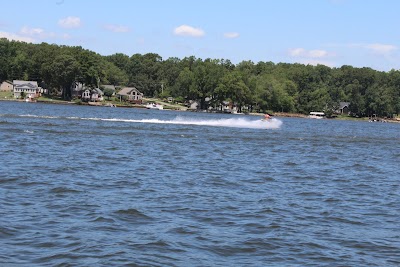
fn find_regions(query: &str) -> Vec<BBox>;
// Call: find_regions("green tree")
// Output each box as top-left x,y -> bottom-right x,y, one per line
174,67 -> 194,99
348,80 -> 365,117
42,54 -> 80,100
106,53 -> 130,73
103,88 -> 114,100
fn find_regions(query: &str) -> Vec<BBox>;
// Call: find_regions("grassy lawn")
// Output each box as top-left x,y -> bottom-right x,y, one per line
0,91 -> 14,99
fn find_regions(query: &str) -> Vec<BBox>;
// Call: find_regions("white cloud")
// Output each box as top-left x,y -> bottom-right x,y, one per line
20,26 -> 44,36
104,24 -> 130,33
224,32 -> 240,39
19,26 -> 57,39
173,25 -> 205,37
308,49 -> 328,58
330,42 -> 398,55
288,48 -> 329,58
58,16 -> 81,29
288,48 -> 305,57
365,43 -> 397,54
0,31 -> 34,42
62,33 -> 71,40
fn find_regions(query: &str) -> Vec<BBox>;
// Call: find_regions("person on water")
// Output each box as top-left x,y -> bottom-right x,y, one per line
263,113 -> 271,120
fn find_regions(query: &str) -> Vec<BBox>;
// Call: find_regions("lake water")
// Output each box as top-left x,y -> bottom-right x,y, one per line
0,101 -> 399,266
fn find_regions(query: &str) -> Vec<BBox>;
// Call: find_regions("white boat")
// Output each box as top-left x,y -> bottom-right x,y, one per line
145,103 -> 163,110
308,111 -> 325,119
104,103 -> 116,107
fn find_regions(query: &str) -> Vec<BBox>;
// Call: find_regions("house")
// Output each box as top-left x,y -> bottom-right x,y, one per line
188,100 -> 199,110
188,97 -> 213,111
222,101 -> 232,113
0,80 -> 13,91
13,80 -> 39,99
72,82 -> 110,99
37,87 -> 46,96
338,102 -> 350,114
91,88 -> 104,102
71,82 -> 86,98
117,87 -> 143,103
81,88 -> 104,102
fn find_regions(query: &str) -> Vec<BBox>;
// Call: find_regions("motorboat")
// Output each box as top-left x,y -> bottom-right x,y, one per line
308,111 -> 325,119
145,103 -> 163,110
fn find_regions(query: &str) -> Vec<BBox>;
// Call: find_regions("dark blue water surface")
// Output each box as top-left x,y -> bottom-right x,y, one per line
0,101 -> 399,266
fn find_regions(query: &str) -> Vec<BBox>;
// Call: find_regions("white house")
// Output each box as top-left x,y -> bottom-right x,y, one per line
13,80 -> 38,99
82,88 -> 104,102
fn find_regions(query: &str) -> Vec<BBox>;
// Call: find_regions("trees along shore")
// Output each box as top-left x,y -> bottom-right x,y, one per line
0,38 -> 399,120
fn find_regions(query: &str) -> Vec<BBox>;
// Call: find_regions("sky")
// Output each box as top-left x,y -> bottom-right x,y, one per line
1,0 -> 400,71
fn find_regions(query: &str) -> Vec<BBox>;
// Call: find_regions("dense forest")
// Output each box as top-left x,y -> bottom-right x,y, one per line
1,38 -> 399,117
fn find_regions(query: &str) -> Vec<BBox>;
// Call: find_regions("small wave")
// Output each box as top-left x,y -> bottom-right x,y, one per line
115,208 -> 151,217
209,244 -> 258,256
32,241 -> 60,248
114,208 -> 153,223
168,226 -> 197,235
0,177 -> 20,184
49,187 -> 81,194
20,114 -> 59,119
91,216 -> 116,223
326,216 -> 366,225
0,226 -> 18,238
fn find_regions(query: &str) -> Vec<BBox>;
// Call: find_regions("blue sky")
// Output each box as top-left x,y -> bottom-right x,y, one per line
1,0 -> 399,71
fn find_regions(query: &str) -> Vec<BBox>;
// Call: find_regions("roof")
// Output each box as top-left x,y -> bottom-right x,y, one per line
13,80 -> 38,87
339,102 -> 350,109
82,88 -> 103,95
117,87 -> 142,96
91,88 -> 103,95
72,82 -> 87,91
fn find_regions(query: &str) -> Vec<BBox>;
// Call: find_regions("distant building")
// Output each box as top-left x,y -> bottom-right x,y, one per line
82,88 -> 104,102
71,82 -> 86,98
13,80 -> 39,99
116,87 -> 143,103
338,102 -> 350,114
91,88 -> 104,102
0,80 -> 13,91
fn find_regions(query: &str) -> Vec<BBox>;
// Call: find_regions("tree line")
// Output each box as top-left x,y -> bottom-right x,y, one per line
1,38 -> 399,117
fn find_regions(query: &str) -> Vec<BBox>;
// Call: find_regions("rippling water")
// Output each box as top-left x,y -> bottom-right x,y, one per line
0,101 -> 399,266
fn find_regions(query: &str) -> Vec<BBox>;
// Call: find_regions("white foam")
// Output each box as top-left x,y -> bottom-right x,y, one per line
16,114 -> 283,129
83,116 -> 282,129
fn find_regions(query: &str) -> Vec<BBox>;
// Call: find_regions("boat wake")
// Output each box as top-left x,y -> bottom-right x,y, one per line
84,116 -> 283,129
2,114 -> 283,129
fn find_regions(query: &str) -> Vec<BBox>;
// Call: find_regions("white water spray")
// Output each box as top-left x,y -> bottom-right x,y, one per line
6,114 -> 283,129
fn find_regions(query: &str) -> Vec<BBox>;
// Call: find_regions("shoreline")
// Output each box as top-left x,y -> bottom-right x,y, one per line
1,97 -> 399,123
